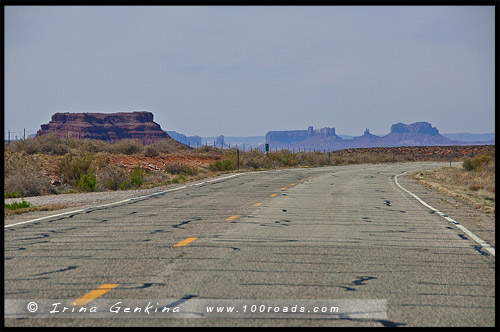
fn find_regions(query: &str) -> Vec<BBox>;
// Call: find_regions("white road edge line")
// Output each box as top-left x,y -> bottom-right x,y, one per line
5,172 -> 245,228
395,171 -> 495,257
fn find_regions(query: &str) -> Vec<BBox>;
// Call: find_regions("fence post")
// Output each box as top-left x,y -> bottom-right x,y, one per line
237,149 -> 240,171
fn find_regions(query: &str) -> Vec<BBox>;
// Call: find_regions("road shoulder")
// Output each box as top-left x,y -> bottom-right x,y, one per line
397,171 -> 495,249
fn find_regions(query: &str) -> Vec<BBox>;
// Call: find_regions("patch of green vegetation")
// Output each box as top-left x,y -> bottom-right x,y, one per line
172,175 -> 187,184
59,152 -> 95,185
129,166 -> 146,187
210,159 -> 235,171
76,173 -> 97,192
119,181 -> 130,190
5,200 -> 31,210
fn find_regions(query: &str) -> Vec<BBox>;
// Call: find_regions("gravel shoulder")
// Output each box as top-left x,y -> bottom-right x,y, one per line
397,170 -> 495,248
3,179 -> 209,225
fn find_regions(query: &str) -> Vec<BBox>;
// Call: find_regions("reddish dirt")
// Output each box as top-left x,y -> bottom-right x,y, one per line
107,155 -> 222,171
334,145 -> 495,158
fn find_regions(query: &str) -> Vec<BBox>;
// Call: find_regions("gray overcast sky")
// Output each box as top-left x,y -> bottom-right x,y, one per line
4,5 -> 495,137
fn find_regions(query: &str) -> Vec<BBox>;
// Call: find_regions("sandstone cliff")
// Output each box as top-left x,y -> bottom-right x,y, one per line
36,111 -> 169,144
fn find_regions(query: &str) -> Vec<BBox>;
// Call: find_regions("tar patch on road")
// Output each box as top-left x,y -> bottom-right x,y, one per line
33,265 -> 78,276
473,246 -> 490,256
352,276 -> 376,286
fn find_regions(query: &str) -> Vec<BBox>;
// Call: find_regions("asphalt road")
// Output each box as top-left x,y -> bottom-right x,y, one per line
4,162 -> 495,327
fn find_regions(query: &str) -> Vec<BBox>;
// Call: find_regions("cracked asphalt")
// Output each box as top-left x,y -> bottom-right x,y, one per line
4,162 -> 495,327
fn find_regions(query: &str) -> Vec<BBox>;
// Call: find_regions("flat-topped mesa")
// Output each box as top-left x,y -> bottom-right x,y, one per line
36,111 -> 169,144
390,122 -> 439,135
266,126 -> 340,144
311,126 -> 338,138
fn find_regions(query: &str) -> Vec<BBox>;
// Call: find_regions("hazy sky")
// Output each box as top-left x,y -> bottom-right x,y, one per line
4,5 -> 495,137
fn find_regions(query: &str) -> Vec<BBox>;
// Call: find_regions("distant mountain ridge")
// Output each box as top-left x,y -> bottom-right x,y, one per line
442,133 -> 495,142
166,131 -> 202,146
166,126 -> 494,150
263,122 -> 494,151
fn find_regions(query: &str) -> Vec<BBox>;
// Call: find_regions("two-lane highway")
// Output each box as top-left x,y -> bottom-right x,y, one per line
4,162 -> 495,327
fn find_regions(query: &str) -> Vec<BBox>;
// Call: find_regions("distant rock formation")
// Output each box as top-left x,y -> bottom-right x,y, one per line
166,131 -> 202,147
264,122 -> 494,151
36,111 -> 169,144
390,122 -> 439,135
266,126 -> 341,144
349,128 -> 383,148
378,121 -> 453,147
215,135 -> 225,147
442,132 -> 495,142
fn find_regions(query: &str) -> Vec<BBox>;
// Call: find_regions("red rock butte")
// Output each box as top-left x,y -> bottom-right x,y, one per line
36,111 -> 169,144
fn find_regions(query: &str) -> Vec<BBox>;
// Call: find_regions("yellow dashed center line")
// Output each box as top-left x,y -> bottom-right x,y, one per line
270,193 -> 278,197
290,184 -> 295,186
173,237 -> 198,247
225,215 -> 240,221
281,187 -> 287,190
70,284 -> 118,306
253,202 -> 263,207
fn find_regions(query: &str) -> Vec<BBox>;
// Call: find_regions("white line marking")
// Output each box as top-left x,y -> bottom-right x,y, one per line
394,171 -> 495,257
4,173 -> 245,228
205,173 -> 240,183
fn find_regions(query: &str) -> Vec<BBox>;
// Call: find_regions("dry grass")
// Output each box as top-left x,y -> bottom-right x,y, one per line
413,154 -> 495,213
4,152 -> 54,197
